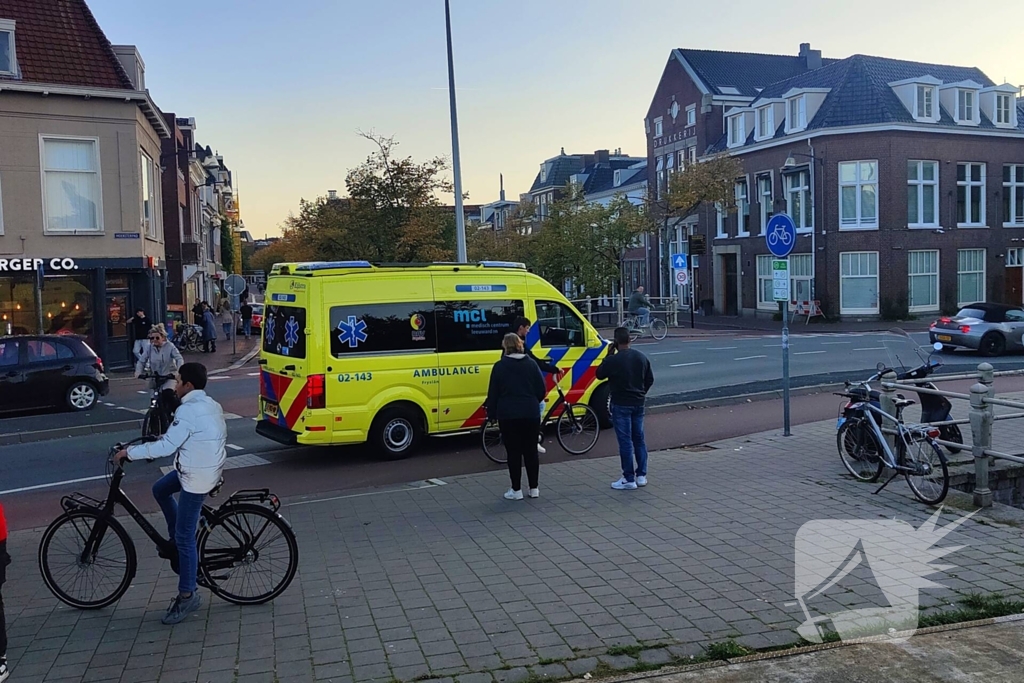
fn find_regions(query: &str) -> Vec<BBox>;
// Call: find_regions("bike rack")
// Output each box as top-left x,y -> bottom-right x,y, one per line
61,492 -> 104,513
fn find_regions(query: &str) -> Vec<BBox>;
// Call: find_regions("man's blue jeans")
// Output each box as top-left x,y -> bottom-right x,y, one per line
636,307 -> 650,326
611,403 -> 648,482
152,471 -> 205,595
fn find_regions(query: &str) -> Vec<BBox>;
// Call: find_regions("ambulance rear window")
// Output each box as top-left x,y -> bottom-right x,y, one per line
263,305 -> 307,358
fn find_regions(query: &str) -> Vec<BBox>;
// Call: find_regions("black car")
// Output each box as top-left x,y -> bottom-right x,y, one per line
0,335 -> 109,413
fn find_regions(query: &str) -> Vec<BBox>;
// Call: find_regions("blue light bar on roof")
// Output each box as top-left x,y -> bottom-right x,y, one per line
294,261 -> 372,271
478,261 -> 526,269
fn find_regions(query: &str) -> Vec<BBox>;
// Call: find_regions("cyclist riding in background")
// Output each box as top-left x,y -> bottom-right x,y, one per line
136,324 -> 184,416
114,362 -> 227,625
514,316 -> 565,455
628,286 -> 652,327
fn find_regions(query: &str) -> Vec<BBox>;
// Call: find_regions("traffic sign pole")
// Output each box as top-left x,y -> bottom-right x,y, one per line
766,215 -> 797,437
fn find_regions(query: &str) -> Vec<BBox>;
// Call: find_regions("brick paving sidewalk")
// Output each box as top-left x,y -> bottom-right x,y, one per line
4,409 -> 1024,683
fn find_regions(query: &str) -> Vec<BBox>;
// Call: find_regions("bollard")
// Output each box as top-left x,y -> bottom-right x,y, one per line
969,380 -> 993,507
879,370 -> 898,455
617,294 -> 624,325
585,297 -> 592,325
670,297 -> 678,327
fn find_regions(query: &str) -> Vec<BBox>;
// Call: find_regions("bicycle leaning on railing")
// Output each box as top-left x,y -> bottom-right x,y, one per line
834,365 -> 950,505
622,313 -> 668,341
482,379 -> 600,463
173,323 -> 205,352
37,437 -> 299,610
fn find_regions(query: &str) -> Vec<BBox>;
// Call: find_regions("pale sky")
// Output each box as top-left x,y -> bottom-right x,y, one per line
90,0 -> 1024,240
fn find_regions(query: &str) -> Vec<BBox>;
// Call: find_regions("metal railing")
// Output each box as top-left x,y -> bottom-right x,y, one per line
878,364 -> 1024,507
569,296 -> 680,328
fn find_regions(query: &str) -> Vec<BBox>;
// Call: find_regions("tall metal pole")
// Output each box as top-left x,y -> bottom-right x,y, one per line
782,299 -> 791,436
808,140 -> 816,302
445,0 -> 467,262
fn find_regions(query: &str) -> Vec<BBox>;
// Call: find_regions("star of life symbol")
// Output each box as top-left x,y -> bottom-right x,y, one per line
337,315 -> 368,348
265,316 -> 276,343
284,316 -> 299,347
793,508 -> 973,644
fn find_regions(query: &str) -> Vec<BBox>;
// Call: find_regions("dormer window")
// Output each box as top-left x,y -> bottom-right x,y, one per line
979,84 -> 1018,128
756,106 -> 774,141
996,94 -> 1012,125
540,164 -> 547,183
957,89 -> 975,122
727,114 -> 745,147
916,85 -> 934,119
613,170 -> 622,187
0,19 -> 17,76
787,96 -> 807,132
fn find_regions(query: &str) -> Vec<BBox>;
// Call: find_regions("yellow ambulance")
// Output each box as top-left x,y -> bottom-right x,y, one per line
255,261 -> 611,458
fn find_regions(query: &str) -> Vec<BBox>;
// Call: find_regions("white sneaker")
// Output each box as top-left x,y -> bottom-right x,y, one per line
528,488 -> 539,498
537,443 -> 546,454
611,477 -> 638,490
0,659 -> 8,683
504,488 -> 524,500
636,476 -> 648,487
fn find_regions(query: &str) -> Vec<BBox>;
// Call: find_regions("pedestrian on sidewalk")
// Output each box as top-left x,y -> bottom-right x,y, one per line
514,316 -> 564,455
202,304 -> 217,353
218,301 -> 233,340
130,308 -> 153,362
239,300 -> 254,340
192,301 -> 205,326
1,499 -> 9,682
596,326 -> 654,490
485,333 -> 547,501
113,362 -> 227,625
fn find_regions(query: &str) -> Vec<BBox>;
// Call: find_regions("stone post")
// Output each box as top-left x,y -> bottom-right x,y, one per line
879,370 -> 898,455
969,376 -> 993,508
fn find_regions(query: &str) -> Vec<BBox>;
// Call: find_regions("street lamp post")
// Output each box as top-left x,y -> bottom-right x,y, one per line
784,147 -> 825,306
444,0 -> 468,262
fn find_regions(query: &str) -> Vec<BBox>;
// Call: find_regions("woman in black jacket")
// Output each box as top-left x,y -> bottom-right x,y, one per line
485,333 -> 547,500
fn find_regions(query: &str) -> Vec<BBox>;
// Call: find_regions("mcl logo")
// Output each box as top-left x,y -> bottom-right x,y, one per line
454,309 -> 487,323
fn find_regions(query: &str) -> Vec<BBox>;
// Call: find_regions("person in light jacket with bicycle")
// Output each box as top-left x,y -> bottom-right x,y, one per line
628,286 -> 652,326
136,325 -> 184,416
114,363 -> 227,625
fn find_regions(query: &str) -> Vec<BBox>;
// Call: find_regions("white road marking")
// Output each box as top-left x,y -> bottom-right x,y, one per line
227,444 -> 244,451
223,413 -> 243,420
103,402 -> 116,406
136,391 -> 147,395
795,350 -> 827,355
822,341 -> 852,345
116,406 -> 147,415
706,347 -> 738,350
161,453 -> 270,475
854,347 -> 886,351
650,350 -> 681,355
670,362 -> 704,367
734,355 -> 767,361
247,372 -> 261,376
208,376 -> 230,381
0,475 -> 108,496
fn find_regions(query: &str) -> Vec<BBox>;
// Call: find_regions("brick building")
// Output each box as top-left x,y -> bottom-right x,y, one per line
646,45 -> 1024,319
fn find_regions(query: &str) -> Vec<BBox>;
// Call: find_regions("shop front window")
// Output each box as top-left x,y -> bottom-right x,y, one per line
0,276 -> 36,336
42,274 -> 94,339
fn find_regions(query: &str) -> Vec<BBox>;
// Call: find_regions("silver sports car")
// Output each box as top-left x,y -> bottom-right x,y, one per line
929,303 -> 1024,356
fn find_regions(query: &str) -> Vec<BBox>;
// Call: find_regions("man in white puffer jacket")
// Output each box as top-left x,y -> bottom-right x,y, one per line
114,362 -> 226,625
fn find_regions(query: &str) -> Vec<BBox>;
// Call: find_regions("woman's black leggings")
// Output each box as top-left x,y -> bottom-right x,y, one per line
499,418 -> 541,491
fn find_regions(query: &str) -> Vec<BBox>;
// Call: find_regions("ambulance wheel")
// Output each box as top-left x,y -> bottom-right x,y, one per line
371,405 -> 423,460
590,384 -> 612,430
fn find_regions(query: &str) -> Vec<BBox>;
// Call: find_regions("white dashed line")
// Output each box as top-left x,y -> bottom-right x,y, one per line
794,350 -> 827,355
706,347 -> 738,350
161,453 -> 270,475
822,341 -> 852,345
650,350 -> 681,355
734,355 -> 767,361
247,372 -> 261,376
854,347 -> 886,351
670,362 -> 704,367
227,444 -> 244,451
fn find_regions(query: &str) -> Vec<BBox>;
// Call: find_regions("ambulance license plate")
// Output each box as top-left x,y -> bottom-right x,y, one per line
264,400 -> 279,419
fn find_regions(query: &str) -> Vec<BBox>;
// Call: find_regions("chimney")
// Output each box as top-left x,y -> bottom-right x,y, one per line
799,43 -> 822,70
595,149 -> 610,164
112,45 -> 145,90
327,190 -> 338,201
499,174 -> 505,202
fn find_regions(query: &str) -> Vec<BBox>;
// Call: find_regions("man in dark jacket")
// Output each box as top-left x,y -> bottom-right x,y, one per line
596,327 -> 654,490
1,499 -> 9,681
131,309 -> 153,363
514,317 -> 563,454
628,286 -> 652,326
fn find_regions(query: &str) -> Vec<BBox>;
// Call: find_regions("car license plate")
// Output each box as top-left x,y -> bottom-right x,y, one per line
836,417 -> 846,430
936,335 -> 951,342
264,400 -> 279,419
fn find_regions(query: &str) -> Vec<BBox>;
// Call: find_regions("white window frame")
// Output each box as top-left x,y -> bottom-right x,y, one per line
727,114 -> 745,148
838,160 -> 879,230
839,251 -> 880,315
677,150 -> 686,173
755,105 -> 774,141
957,163 -> 987,227
957,248 -> 986,306
715,203 -> 726,239
1006,248 -> 1024,267
785,169 -> 812,233
956,89 -> 977,124
916,85 -> 934,119
688,146 -> 696,164
907,160 -> 939,228
655,155 -> 665,200
757,172 -> 773,236
1005,165 -> 1024,227
140,150 -> 158,239
686,105 -> 696,127
39,134 -> 103,234
735,177 -> 750,237
786,95 -> 807,133
907,250 -> 939,313
653,117 -> 664,138
0,19 -> 17,77
996,93 -> 1013,125
758,254 -> 812,310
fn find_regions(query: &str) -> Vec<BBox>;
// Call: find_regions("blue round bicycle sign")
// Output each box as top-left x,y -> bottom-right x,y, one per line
765,214 -> 797,258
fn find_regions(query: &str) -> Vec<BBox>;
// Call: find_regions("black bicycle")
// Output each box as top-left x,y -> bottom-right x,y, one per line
173,324 -> 204,352
140,373 -> 178,437
38,437 -> 299,610
482,380 -> 600,463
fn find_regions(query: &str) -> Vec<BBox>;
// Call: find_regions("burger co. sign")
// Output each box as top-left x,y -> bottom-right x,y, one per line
0,257 -> 79,272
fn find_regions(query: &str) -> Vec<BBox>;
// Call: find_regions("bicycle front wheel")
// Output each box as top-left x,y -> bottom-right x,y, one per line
38,510 -> 137,609
556,404 -> 601,455
482,419 -> 507,464
903,436 -> 949,505
650,318 -> 668,340
199,503 -> 298,605
837,419 -> 884,482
